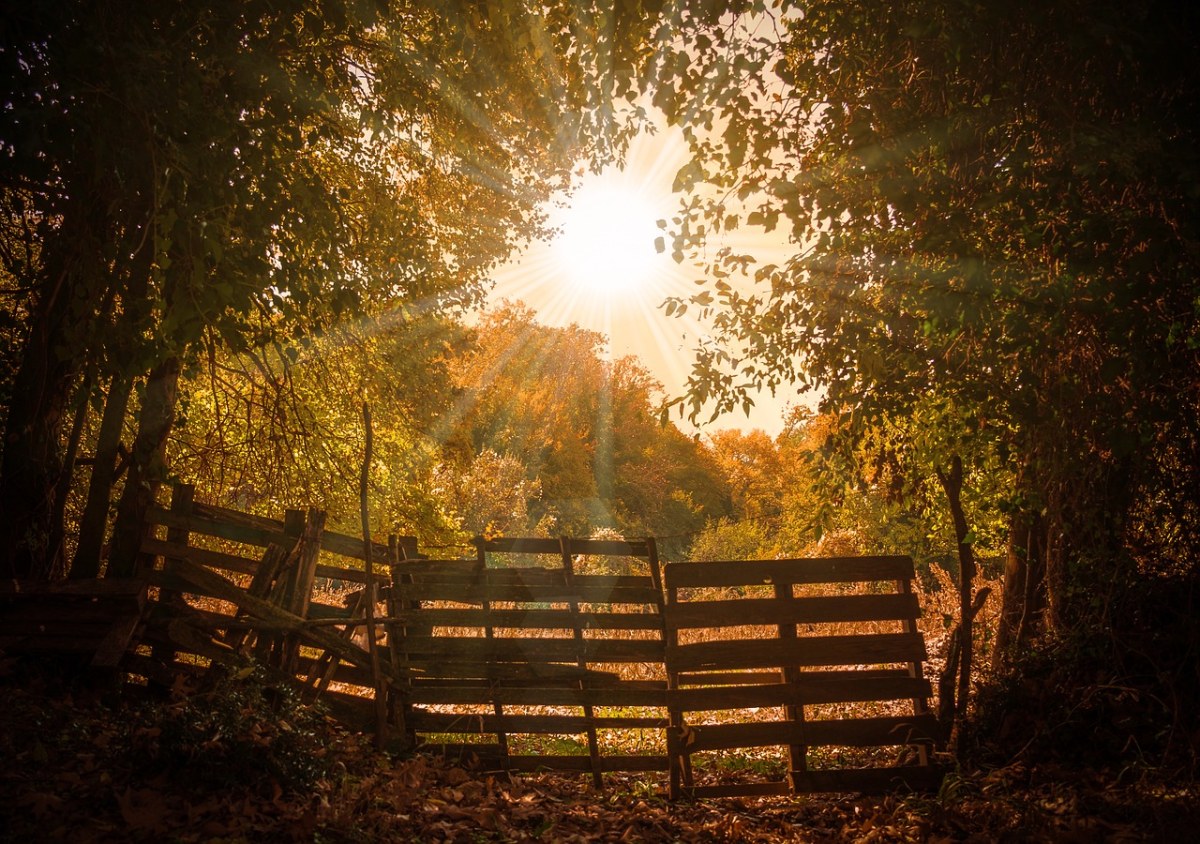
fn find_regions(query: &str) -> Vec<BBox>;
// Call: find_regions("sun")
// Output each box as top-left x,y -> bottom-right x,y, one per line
550,181 -> 662,297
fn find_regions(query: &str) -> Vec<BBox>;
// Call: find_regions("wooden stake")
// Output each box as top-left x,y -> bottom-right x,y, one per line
360,402 -> 388,747
936,454 -> 977,757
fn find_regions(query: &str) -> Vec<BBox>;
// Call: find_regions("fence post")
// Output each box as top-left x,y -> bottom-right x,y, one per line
774,580 -> 808,792
899,572 -> 933,765
660,547 -> 688,800
280,509 -> 325,675
474,538 -> 509,766
386,534 -> 412,747
560,537 -> 603,789
258,509 -> 305,664
149,483 -> 194,673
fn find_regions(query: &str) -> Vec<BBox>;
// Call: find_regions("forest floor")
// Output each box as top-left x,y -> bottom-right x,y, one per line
1,663 -> 1197,843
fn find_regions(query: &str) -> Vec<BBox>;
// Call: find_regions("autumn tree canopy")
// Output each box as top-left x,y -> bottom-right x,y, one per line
0,0 -> 666,579
655,0 -> 1200,663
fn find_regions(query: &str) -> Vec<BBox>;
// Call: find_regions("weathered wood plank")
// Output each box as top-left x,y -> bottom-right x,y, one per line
141,537 -> 261,578
679,782 -> 791,799
393,607 -> 661,631
390,583 -> 661,605
141,536 -> 370,586
666,593 -> 920,630
667,633 -> 927,672
0,579 -> 147,601
677,715 -> 942,753
90,612 -> 143,669
664,556 -> 915,589
316,528 -> 390,564
392,570 -> 653,591
191,501 -> 285,532
145,505 -> 281,548
1,601 -> 135,625
675,670 -> 783,686
167,557 -> 405,684
419,746 -> 668,773
403,660 -> 620,683
399,635 -> 663,663
671,675 -> 933,711
804,715 -> 944,748
507,755 -> 668,773
406,685 -> 668,708
481,537 -> 652,558
409,711 -> 666,734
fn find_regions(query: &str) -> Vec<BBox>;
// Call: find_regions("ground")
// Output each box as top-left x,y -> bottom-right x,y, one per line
1,663 -> 1196,842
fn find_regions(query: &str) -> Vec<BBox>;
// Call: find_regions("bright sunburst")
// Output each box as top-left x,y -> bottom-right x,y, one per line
549,181 -> 662,297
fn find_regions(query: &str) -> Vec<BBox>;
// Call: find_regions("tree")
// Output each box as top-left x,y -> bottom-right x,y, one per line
0,0 -> 662,579
656,0 -> 1200,666
167,313 -> 466,544
445,303 -> 730,549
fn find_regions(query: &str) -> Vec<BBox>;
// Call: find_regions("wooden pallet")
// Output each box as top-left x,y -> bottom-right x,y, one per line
663,556 -> 945,798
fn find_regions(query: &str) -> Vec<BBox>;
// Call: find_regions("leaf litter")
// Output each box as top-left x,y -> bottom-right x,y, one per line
1,665 -> 1197,842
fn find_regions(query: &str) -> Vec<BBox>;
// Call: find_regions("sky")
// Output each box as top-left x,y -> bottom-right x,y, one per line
484,123 -> 811,437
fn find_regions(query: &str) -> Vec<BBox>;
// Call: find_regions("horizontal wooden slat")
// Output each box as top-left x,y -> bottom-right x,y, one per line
666,593 -> 919,630
411,675 -> 664,692
400,636 -> 663,663
509,755 -> 668,773
409,711 -> 666,734
421,746 -> 668,773
1,602 -> 133,625
191,501 -> 285,532
394,571 -> 653,591
0,629 -> 117,651
0,579 -> 146,601
664,556 -> 915,589
404,661 -> 619,683
313,562 -> 369,584
192,504 -> 285,530
677,715 -> 941,752
667,633 -> 926,672
390,583 -> 661,605
317,529 -> 390,564
481,537 -> 651,558
407,685 -> 667,708
145,505 -> 281,548
675,670 -> 782,686
391,563 -> 558,583
679,782 -> 791,799
805,715 -> 943,747
392,607 -> 661,631
142,537 -> 260,577
671,675 -> 933,711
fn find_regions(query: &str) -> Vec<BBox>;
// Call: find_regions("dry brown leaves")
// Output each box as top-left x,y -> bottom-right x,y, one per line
2,662 -> 1197,843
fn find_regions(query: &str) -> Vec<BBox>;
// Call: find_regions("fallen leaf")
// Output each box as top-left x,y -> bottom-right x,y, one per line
115,787 -> 171,834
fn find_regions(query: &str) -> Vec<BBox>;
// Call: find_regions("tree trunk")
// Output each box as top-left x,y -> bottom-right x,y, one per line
0,261 -> 79,581
70,373 -> 135,579
107,356 -> 182,578
993,506 -> 1047,671
936,455 -> 979,754
48,370 -> 95,580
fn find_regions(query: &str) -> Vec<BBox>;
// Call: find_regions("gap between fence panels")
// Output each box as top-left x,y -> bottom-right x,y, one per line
3,483 -> 947,799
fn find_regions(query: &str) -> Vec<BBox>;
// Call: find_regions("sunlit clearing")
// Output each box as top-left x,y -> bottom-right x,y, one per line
550,182 -> 661,297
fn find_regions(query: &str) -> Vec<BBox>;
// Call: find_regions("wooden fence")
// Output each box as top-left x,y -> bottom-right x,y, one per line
386,537 -> 669,787
663,557 -> 943,798
110,485 -> 945,796
130,484 -> 405,728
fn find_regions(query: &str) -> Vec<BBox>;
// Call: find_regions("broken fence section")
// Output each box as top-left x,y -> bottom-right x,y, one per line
0,485 -> 948,797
